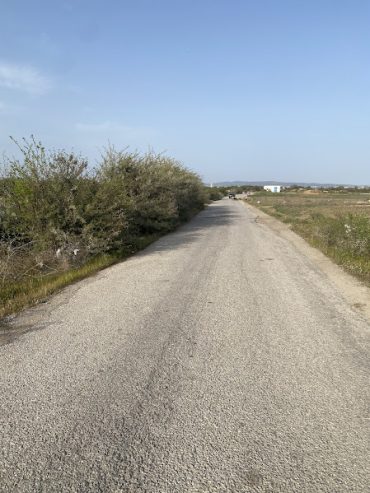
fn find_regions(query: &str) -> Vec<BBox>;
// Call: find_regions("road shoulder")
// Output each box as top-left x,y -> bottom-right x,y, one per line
244,200 -> 370,325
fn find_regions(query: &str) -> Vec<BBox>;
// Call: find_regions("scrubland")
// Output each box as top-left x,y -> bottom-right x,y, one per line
0,137 -> 212,318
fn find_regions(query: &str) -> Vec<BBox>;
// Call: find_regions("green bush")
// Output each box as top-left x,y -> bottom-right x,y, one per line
0,138 -> 206,290
205,187 -> 224,201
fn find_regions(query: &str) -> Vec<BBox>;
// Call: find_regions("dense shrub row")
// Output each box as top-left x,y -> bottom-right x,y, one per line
0,137 -> 207,288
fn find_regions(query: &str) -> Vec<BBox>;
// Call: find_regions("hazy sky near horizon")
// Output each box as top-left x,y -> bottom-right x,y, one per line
1,0 -> 369,184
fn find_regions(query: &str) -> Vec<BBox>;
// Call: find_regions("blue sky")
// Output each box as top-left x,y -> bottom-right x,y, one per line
1,0 -> 369,184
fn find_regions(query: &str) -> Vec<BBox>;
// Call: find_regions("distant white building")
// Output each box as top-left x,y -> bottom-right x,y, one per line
264,185 -> 281,193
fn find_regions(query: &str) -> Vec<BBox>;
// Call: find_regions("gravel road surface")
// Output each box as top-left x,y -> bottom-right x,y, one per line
1,199 -> 369,492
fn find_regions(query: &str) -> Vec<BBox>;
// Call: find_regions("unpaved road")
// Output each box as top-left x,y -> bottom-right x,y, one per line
1,199 -> 369,492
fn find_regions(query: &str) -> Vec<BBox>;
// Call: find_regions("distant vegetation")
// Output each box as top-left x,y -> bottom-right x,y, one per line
208,185 -> 263,197
247,190 -> 370,284
0,137 -> 210,318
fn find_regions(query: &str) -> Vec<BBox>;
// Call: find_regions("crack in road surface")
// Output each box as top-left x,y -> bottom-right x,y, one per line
1,200 -> 369,492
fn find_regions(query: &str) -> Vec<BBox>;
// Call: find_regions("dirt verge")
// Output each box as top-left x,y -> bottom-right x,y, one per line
244,201 -> 370,325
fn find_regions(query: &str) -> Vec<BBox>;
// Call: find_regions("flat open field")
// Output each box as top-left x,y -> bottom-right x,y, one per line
247,190 -> 370,284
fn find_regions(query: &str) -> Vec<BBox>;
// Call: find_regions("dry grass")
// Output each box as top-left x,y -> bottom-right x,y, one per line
0,235 -> 158,320
247,190 -> 370,284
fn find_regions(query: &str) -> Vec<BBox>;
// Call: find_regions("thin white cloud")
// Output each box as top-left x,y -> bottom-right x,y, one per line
0,62 -> 51,95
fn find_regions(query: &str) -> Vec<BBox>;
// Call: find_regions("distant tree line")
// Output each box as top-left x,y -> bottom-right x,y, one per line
0,137 -> 210,287
206,185 -> 263,197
